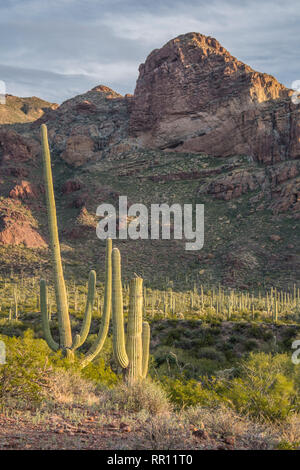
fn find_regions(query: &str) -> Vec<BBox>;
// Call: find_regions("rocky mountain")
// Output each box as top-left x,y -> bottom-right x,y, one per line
130,33 -> 299,164
0,32 -> 299,288
0,95 -> 58,125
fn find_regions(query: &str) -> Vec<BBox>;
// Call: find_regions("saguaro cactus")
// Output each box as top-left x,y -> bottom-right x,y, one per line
40,124 -> 112,366
111,248 -> 150,384
41,124 -> 72,351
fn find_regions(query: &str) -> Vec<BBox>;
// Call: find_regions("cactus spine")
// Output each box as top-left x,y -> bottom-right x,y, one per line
111,248 -> 150,384
40,124 -> 112,366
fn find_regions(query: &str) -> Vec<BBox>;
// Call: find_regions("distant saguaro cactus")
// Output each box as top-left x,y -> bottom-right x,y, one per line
111,248 -> 150,384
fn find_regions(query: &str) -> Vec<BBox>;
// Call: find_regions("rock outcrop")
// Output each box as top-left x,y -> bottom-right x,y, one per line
34,85 -> 131,167
130,32 -> 300,163
0,198 -> 46,248
0,129 -> 39,164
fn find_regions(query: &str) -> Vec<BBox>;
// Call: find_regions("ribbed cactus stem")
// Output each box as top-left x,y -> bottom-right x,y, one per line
125,277 -> 143,384
41,124 -> 72,350
141,321 -> 150,379
112,248 -> 129,369
40,279 -> 59,351
81,239 -> 112,368
72,270 -> 96,351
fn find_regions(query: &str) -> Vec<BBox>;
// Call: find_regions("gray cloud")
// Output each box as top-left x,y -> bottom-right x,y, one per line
0,0 -> 299,103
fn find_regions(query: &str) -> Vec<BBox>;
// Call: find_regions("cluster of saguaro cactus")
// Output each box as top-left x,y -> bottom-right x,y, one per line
111,248 -> 150,384
40,124 -> 150,381
40,124 -> 113,365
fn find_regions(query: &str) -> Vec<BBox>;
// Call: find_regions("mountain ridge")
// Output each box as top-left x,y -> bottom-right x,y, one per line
0,32 -> 299,288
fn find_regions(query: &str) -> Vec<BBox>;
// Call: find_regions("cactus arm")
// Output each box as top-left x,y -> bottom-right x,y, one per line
71,270 -> 96,351
40,279 -> 59,352
40,124 -> 72,349
111,248 -> 129,369
141,321 -> 150,379
125,277 -> 143,384
80,239 -> 112,368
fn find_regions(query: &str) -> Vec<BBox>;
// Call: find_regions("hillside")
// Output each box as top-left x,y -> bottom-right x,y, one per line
0,33 -> 299,290
0,95 -> 58,125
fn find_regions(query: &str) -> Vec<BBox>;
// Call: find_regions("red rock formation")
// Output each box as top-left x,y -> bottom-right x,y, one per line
0,129 -> 38,163
130,32 -> 300,163
0,220 -> 47,248
9,180 -> 40,200
61,179 -> 81,194
0,198 -> 46,248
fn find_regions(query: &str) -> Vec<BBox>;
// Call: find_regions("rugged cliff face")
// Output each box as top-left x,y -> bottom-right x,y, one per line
130,32 -> 300,164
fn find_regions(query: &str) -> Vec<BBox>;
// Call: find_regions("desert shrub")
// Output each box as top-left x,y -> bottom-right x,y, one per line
0,330 -> 120,408
195,346 -> 226,363
0,330 -> 53,406
0,319 -> 27,337
162,352 -> 300,422
163,377 -> 223,408
175,338 -> 193,350
248,325 -> 273,341
135,413 -> 191,450
105,379 -> 171,415
276,440 -> 300,450
153,345 -> 225,380
81,357 -> 119,388
183,405 -> 275,450
280,328 -> 299,350
47,368 -> 99,405
225,352 -> 300,421
244,338 -> 259,351
162,328 -> 182,346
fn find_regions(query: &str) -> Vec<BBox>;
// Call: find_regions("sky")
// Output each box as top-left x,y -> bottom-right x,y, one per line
0,0 -> 299,104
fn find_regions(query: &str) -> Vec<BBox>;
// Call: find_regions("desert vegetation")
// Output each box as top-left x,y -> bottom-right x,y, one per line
0,125 -> 299,450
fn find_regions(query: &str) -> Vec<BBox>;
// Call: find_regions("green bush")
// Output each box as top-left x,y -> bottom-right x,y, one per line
81,357 -> 119,388
276,440 -> 300,450
195,346 -> 226,362
0,330 -> 54,405
106,379 -> 171,415
225,352 -> 300,421
161,352 -> 300,422
0,330 -> 119,407
163,377 -> 223,408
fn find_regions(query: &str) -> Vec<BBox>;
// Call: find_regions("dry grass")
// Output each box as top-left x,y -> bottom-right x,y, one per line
46,369 -> 99,406
183,405 -> 275,449
102,379 -> 172,415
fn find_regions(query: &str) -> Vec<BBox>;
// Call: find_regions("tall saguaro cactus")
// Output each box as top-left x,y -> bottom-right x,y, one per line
111,248 -> 150,384
40,124 -> 112,366
41,124 -> 72,350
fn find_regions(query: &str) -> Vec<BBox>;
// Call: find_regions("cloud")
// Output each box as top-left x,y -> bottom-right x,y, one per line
0,0 -> 299,102
0,64 -> 97,103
